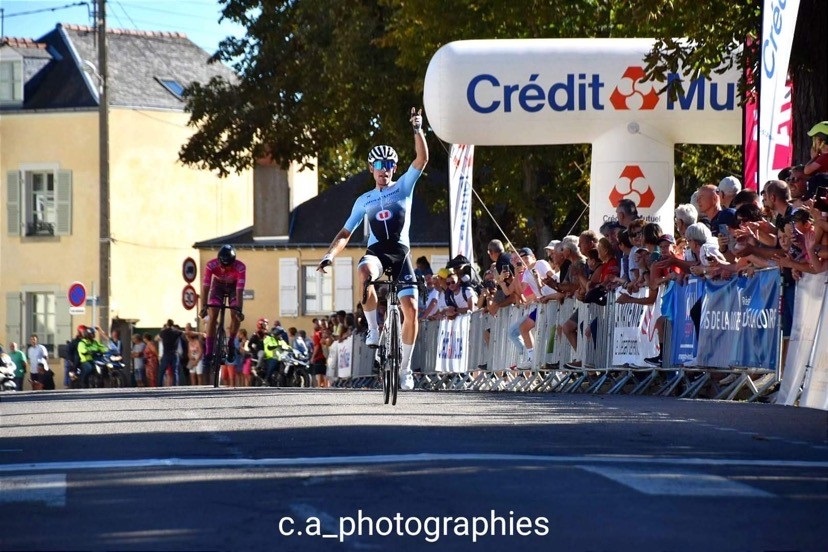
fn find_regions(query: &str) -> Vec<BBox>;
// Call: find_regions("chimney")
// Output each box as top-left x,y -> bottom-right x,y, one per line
253,157 -> 319,239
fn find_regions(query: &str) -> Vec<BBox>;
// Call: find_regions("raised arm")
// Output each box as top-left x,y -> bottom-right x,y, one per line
410,107 -> 429,171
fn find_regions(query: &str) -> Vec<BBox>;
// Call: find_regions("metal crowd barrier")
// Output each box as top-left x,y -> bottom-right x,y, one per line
331,278 -> 781,401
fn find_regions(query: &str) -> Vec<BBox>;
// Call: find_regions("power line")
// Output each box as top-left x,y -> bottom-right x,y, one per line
115,3 -> 218,22
1,0 -> 90,37
2,1 -> 89,19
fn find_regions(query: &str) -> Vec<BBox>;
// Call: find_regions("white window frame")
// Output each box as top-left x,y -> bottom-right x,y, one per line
28,291 -> 57,356
302,264 -> 333,315
7,163 -> 72,236
29,171 -> 56,232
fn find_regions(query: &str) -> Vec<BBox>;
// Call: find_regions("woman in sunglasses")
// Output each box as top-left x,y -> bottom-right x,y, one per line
317,108 -> 428,391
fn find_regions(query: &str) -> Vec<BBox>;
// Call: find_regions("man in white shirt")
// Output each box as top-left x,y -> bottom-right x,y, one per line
26,334 -> 49,388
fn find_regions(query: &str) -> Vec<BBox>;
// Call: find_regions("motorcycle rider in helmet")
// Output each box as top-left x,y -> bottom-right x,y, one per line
263,325 -> 291,386
247,318 -> 269,367
78,327 -> 107,388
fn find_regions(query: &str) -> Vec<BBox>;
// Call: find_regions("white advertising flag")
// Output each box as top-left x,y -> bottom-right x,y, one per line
758,0 -> 800,186
449,144 -> 474,260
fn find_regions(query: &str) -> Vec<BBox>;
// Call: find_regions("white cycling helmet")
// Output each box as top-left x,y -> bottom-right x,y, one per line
367,145 -> 398,164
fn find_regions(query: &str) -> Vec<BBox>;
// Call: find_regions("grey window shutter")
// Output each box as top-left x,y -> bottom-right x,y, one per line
12,60 -> 23,101
5,292 -> 22,345
6,170 -> 20,235
55,170 -> 72,235
334,257 -> 353,312
279,257 -> 299,317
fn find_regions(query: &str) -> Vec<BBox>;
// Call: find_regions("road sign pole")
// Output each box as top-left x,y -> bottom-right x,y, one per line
92,281 -> 97,331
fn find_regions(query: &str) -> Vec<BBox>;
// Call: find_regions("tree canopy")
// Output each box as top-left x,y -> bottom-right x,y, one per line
179,0 -> 826,258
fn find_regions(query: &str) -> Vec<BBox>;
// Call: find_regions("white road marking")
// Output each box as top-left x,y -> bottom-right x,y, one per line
0,453 -> 827,474
578,465 -> 775,497
0,474 -> 67,506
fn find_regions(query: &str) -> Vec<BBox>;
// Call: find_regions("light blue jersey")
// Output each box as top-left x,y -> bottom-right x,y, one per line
343,164 -> 423,247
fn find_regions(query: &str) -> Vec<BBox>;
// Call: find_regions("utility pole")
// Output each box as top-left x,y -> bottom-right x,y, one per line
97,0 -> 111,332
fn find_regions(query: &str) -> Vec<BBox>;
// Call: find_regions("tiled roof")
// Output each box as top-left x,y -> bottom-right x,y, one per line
2,23 -> 236,111
61,24 -> 235,109
1,37 -> 51,53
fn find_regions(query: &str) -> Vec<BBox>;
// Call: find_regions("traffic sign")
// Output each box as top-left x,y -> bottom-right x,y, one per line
182,284 -> 198,310
68,282 -> 87,307
182,257 -> 198,283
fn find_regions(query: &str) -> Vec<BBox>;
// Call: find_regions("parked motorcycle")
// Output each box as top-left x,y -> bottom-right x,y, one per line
69,351 -> 127,389
0,352 -> 17,392
251,348 -> 310,388
93,351 -> 127,388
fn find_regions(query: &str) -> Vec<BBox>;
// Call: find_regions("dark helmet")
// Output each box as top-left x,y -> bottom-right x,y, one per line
257,318 -> 269,331
84,327 -> 96,339
217,244 -> 236,266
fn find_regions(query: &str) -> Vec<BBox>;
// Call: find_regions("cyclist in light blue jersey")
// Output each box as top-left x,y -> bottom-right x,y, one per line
318,108 -> 429,390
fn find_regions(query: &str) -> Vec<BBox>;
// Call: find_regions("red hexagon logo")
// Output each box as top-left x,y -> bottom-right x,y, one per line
609,165 -> 656,208
609,66 -> 660,111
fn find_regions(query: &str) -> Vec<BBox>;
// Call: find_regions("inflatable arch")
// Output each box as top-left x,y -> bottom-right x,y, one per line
423,39 -> 742,233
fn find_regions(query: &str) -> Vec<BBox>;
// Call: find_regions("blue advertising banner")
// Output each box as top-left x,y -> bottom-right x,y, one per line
698,269 -> 780,369
669,277 -> 704,366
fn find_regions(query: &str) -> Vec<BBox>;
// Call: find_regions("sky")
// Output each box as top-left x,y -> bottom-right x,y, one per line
1,0 -> 247,54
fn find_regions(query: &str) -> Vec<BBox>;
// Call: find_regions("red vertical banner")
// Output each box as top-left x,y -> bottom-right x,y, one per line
743,94 -> 759,192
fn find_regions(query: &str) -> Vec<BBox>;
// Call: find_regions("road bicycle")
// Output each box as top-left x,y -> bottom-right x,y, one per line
365,274 -> 403,405
206,298 -> 243,388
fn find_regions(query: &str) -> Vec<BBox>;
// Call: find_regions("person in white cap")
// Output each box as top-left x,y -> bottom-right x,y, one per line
717,176 -> 742,208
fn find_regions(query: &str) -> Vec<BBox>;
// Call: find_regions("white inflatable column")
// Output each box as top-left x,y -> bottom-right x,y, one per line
590,124 -> 675,234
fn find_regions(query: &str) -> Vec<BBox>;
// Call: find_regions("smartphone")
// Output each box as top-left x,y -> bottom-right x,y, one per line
815,186 -> 828,212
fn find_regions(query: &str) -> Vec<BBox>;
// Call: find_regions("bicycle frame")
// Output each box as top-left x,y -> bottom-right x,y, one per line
207,296 -> 241,388
369,278 -> 402,405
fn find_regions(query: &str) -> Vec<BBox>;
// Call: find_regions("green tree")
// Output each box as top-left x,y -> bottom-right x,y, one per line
180,0 -> 824,263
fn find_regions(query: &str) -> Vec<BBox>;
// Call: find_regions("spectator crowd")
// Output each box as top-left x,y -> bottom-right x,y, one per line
6,122 -> 828,392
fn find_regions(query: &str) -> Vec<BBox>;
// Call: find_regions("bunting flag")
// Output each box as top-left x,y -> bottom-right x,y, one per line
757,0 -> 800,186
449,144 -> 474,260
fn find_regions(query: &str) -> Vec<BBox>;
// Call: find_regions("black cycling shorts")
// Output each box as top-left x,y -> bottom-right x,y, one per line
362,241 -> 417,294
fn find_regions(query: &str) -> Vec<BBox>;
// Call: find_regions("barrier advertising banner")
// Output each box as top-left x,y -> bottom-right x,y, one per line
611,289 -> 659,366
778,272 -> 826,405
799,279 -> 828,410
435,315 -> 470,373
337,335 -> 353,379
698,269 -> 780,369
669,277 -> 704,366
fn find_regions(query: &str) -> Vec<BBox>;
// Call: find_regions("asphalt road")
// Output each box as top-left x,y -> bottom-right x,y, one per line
1,387 -> 827,551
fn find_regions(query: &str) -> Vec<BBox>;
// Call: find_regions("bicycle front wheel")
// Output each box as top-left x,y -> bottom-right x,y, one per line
389,308 -> 401,405
381,342 -> 391,404
213,325 -> 227,388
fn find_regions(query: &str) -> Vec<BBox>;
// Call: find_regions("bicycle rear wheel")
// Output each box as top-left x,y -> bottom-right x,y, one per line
213,324 -> 227,388
389,308 -> 400,405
